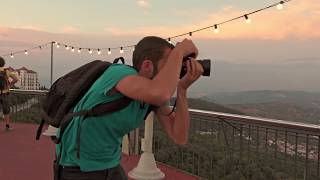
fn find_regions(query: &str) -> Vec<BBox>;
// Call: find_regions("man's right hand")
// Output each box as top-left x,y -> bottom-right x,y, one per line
175,39 -> 198,59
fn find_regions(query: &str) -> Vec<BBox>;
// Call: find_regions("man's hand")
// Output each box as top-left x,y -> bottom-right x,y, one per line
178,59 -> 204,90
175,39 -> 198,58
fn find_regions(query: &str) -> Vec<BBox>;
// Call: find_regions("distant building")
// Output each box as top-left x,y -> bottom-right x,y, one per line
7,66 -> 40,90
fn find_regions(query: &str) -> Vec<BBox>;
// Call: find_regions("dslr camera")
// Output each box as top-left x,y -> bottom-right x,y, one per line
180,53 -> 211,78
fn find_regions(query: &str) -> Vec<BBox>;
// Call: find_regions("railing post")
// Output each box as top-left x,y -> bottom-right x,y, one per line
295,133 -> 298,179
50,41 -> 54,86
317,136 -> 320,179
305,134 -> 309,180
285,131 -> 288,163
129,112 -> 165,180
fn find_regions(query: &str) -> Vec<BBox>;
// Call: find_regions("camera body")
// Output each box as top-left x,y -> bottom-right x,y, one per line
180,54 -> 211,78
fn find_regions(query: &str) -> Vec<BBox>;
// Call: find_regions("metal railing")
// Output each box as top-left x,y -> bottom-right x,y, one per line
8,89 -> 47,124
5,90 -> 320,179
150,109 -> 320,180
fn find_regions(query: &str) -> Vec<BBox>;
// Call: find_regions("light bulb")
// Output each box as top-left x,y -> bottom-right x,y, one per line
244,14 -> 251,24
71,47 -> 75,52
56,44 -> 60,48
25,50 -> 28,55
65,46 -> 69,50
10,54 -> 14,58
277,1 -> 284,10
108,48 -> 111,55
89,49 -> 93,54
78,48 -> 81,53
120,47 -> 124,54
97,49 -> 101,55
214,24 -> 220,33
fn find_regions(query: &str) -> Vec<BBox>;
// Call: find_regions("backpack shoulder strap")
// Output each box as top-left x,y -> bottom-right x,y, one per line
55,96 -> 132,144
144,105 -> 158,120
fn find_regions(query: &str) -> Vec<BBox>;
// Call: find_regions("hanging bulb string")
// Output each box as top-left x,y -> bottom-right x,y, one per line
1,42 -> 52,57
1,0 -> 291,58
168,0 -> 290,39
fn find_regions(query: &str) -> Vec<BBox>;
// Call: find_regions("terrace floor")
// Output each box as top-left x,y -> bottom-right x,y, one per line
0,122 -> 199,180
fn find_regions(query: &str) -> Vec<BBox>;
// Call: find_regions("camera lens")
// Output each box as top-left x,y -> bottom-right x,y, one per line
198,59 -> 211,76
180,59 -> 211,78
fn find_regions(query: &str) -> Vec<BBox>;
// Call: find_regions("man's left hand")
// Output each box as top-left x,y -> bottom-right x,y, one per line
178,59 -> 204,90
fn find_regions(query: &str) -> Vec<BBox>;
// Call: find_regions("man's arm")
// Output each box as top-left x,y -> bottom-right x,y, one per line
8,72 -> 18,86
154,86 -> 189,145
155,59 -> 204,145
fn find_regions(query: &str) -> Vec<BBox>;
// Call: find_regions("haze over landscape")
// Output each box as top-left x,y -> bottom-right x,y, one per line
1,2 -> 320,180
1,0 -> 319,124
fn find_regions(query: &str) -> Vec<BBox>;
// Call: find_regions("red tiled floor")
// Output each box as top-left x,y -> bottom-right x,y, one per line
0,123 -> 199,180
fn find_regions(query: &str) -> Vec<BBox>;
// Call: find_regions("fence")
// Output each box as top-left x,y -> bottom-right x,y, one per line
151,109 -> 320,180
6,90 -> 320,179
9,89 -> 47,124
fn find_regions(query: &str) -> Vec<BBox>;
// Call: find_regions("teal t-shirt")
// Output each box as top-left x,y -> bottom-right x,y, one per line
56,64 -> 149,172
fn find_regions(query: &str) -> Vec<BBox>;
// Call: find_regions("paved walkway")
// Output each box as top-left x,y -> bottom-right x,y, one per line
0,122 -> 199,180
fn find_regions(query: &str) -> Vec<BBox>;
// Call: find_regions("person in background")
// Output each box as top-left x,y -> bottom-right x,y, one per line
0,56 -> 19,131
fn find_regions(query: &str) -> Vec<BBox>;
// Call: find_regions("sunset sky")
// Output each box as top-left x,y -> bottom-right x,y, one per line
1,0 -> 319,39
0,0 -> 319,93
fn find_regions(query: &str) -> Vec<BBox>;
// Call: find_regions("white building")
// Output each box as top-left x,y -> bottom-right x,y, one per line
7,66 -> 40,90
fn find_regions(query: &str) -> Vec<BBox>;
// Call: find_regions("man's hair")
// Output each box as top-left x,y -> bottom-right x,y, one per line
132,36 -> 174,71
0,56 -> 5,67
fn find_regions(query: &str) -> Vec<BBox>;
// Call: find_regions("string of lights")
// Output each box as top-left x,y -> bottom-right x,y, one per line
1,0 -> 291,58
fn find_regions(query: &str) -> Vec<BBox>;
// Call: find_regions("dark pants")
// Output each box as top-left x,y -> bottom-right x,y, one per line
57,165 -> 128,180
0,93 -> 10,115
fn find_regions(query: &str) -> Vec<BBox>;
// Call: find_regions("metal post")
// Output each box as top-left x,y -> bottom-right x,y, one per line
317,136 -> 319,178
265,128 -> 268,154
285,131 -> 288,163
256,126 -> 259,158
248,125 -> 251,161
43,41 -> 58,137
50,41 -> 54,86
295,133 -> 298,179
305,135 -> 309,179
275,129 -> 278,159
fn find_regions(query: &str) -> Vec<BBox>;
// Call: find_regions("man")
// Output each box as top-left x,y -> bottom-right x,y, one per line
56,36 -> 203,180
0,56 -> 18,131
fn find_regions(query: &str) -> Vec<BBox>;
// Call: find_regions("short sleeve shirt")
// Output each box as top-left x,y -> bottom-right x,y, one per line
56,64 -> 149,171
0,67 -> 18,93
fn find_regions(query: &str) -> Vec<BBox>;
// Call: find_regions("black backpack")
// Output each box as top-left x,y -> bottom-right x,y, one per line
0,69 -> 9,93
36,57 -> 136,142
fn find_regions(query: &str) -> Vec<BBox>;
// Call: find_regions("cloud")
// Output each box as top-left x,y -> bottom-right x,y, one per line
136,0 -> 151,8
60,26 -> 79,34
0,27 -> 10,37
192,0 -> 320,40
18,25 -> 43,31
103,27 -> 128,36
105,0 -> 320,40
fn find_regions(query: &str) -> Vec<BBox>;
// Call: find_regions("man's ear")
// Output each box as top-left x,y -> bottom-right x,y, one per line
141,60 -> 154,71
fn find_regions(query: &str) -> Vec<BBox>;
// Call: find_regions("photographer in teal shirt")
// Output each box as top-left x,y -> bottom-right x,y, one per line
56,36 -> 204,180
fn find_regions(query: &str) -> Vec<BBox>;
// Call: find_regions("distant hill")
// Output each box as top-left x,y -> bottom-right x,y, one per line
201,90 -> 320,124
170,98 -> 244,115
203,90 -> 320,106
227,102 -> 320,124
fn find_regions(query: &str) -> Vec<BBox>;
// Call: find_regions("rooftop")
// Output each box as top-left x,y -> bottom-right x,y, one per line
0,122 -> 199,180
